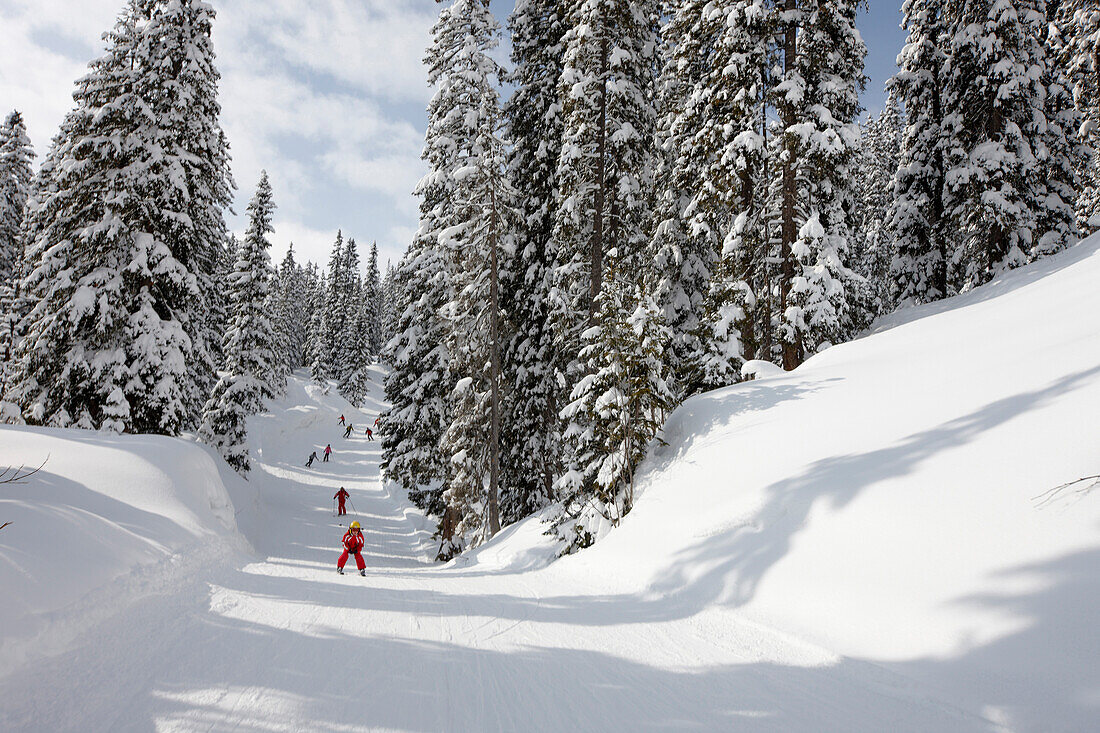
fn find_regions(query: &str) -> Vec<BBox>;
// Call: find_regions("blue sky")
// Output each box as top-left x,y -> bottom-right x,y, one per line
0,1 -> 907,274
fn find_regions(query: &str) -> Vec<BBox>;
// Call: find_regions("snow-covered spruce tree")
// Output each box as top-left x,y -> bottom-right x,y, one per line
851,98 -> 903,316
1054,1 -> 1100,230
308,268 -> 334,386
364,241 -> 384,358
0,111 -> 34,286
888,0 -> 953,305
142,0 -> 235,422
0,111 -> 35,397
500,0 -> 567,523
199,172 -> 279,473
550,0 -> 659,379
386,1 -> 498,516
693,0 -> 778,383
335,236 -> 363,395
647,0 -> 725,399
8,3 -> 205,433
943,0 -> 1078,291
554,257 -> 674,554
432,0 -> 510,558
772,0 -> 867,364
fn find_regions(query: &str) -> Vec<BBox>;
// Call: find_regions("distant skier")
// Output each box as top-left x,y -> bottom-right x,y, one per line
365,427 -> 374,441
323,443 -> 332,462
305,450 -> 319,467
339,414 -> 346,426
334,487 -> 350,516
343,423 -> 354,438
373,416 -> 381,428
338,521 -> 366,576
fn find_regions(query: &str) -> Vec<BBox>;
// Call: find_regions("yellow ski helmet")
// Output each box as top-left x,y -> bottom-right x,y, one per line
350,521 -> 361,530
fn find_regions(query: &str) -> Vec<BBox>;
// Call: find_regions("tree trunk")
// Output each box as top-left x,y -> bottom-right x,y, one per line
488,180 -> 502,538
590,34 -> 610,324
780,0 -> 801,371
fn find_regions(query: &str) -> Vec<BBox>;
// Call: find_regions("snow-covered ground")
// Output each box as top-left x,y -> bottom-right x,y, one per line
3,238 -> 1100,731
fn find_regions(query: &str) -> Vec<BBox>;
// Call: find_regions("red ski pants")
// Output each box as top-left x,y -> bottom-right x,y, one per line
338,549 -> 365,571
337,501 -> 346,515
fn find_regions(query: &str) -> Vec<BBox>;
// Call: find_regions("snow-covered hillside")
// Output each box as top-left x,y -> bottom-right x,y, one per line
1,241 -> 1098,731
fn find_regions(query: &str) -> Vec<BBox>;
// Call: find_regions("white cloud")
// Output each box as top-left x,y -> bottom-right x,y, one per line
0,0 -> 435,270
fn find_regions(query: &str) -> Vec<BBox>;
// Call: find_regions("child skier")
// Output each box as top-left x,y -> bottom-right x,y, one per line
306,450 -> 318,467
339,414 -> 346,426
323,444 -> 332,462
343,423 -> 354,438
334,487 -> 350,516
365,427 -> 374,441
338,521 -> 366,576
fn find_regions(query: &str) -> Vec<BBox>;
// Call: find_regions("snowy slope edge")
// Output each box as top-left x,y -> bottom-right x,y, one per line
0,426 -> 256,679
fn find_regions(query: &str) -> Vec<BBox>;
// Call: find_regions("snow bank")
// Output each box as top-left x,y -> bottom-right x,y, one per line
485,236 -> 1100,731
0,426 -> 252,676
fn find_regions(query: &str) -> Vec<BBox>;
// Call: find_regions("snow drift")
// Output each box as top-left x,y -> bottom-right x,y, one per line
524,235 -> 1100,731
0,427 -> 253,676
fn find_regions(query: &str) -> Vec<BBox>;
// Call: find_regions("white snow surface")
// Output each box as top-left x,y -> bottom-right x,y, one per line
3,238 -> 1100,731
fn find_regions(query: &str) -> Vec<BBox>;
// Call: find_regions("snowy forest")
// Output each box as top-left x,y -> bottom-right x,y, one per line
1,0 -> 1098,562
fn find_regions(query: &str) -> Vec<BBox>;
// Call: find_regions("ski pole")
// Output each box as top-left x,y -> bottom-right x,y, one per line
347,497 -> 360,521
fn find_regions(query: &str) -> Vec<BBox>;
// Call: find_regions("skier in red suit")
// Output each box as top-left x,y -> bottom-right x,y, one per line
338,522 -> 366,576
334,487 -> 350,516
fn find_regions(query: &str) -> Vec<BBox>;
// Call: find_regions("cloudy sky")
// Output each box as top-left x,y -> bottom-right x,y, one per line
0,0 -> 906,274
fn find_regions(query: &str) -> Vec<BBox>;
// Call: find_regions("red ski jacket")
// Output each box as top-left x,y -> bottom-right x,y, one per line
334,489 -> 350,502
343,530 -> 364,553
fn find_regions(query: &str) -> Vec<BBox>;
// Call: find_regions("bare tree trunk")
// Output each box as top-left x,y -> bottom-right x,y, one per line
780,0 -> 801,371
590,34 -> 610,324
488,182 -> 502,537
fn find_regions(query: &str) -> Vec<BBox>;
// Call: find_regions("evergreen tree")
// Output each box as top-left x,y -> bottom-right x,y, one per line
550,0 -> 660,375
365,241 -> 384,358
0,111 -> 35,396
199,172 -> 278,473
889,0 -> 953,305
944,0 -> 1078,290
772,0 -> 867,363
500,0 -> 568,522
430,0 -> 509,556
555,260 -> 674,553
1054,1 -> 1100,230
0,111 -> 34,285
852,99 -> 903,315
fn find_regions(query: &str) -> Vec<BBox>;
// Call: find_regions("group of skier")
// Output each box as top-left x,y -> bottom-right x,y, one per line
319,413 -> 383,577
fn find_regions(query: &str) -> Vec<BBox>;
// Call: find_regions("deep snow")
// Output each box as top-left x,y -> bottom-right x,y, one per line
2,237 -> 1099,731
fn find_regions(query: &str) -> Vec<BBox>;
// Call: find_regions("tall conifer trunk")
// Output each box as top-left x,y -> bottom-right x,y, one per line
780,0 -> 801,371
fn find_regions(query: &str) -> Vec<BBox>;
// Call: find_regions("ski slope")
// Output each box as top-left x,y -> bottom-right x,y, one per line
2,238 -> 1100,731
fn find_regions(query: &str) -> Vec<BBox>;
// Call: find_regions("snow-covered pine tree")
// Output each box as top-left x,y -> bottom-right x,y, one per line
554,255 -> 674,554
851,98 -> 903,315
1054,1 -> 1100,230
0,111 -> 35,396
0,111 -> 34,286
772,0 -> 866,363
8,3 -> 199,432
694,0 -> 778,383
888,0 -> 954,305
550,0 -> 660,378
199,172 -> 279,473
648,0 -> 724,399
943,0 -> 1077,290
336,236 -> 362,394
142,0 -> 235,423
431,0 -> 510,557
364,241 -> 384,358
500,0 -> 567,523
307,266 -> 332,385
